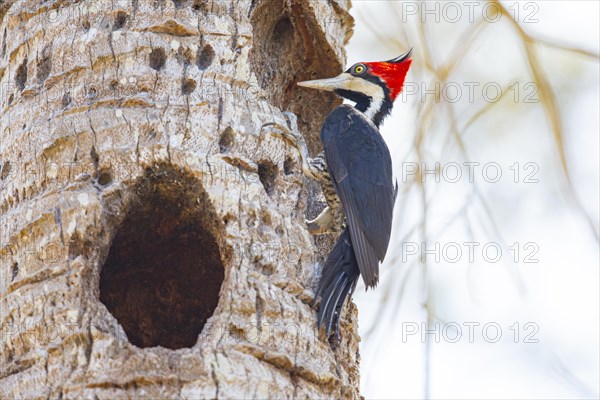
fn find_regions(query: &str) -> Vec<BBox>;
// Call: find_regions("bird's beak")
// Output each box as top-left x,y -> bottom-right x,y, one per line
297,73 -> 354,92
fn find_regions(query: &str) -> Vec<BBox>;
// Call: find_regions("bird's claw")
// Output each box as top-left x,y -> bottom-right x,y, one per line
305,206 -> 341,235
305,219 -> 322,235
305,219 -> 337,235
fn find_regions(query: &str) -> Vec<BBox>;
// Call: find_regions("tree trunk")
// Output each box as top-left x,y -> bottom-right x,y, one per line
0,0 -> 360,398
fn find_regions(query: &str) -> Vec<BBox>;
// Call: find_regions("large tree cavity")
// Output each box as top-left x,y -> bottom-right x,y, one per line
248,1 -> 343,154
99,166 -> 225,350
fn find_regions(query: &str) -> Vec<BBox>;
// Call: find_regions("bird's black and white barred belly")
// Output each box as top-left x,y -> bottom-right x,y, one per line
308,152 -> 340,209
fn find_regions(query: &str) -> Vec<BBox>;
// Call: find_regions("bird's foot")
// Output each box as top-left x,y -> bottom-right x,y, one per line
305,206 -> 337,235
307,220 -> 338,235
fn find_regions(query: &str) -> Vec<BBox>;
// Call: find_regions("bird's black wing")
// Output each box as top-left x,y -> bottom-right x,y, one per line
321,105 -> 395,288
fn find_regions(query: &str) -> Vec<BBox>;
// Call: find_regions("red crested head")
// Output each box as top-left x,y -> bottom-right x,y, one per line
364,49 -> 413,101
297,48 -> 413,126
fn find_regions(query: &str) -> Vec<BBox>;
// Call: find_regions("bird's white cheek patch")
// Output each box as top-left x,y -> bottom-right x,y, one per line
344,78 -> 380,96
339,76 -> 385,121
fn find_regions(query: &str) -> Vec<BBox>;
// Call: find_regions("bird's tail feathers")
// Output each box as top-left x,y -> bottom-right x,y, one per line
316,227 -> 360,341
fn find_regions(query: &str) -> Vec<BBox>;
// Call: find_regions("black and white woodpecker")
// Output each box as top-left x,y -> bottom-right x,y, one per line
273,49 -> 413,341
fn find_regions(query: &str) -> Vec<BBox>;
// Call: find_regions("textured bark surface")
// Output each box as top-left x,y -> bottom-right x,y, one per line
0,0 -> 360,398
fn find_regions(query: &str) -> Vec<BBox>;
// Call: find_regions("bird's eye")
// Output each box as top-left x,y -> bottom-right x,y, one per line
354,64 -> 365,74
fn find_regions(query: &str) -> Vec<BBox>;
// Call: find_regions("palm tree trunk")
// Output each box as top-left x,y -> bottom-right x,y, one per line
0,0 -> 360,398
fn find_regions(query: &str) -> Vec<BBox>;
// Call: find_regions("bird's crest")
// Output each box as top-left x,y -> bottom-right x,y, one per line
364,48 -> 413,100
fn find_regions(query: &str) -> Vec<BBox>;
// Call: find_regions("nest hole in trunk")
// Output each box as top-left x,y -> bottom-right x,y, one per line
248,1 -> 343,155
100,166 -> 225,350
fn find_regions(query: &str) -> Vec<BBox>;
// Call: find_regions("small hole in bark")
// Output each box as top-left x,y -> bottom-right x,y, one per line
146,129 -> 156,139
90,146 -> 99,165
1,28 -> 6,57
260,209 -> 271,226
1,161 -> 11,181
196,44 -> 214,70
86,87 -> 97,100
15,58 -> 27,91
283,156 -> 296,175
97,170 -> 113,186
100,166 -> 225,349
219,127 -> 234,153
37,47 -> 52,83
181,78 -> 196,95
246,209 -> 256,226
82,19 -> 90,31
109,80 -> 118,91
113,11 -> 128,30
192,0 -> 208,12
172,0 -> 186,8
257,160 -> 278,196
149,48 -> 167,71
11,262 -> 18,281
62,93 -> 71,107
8,94 -> 13,105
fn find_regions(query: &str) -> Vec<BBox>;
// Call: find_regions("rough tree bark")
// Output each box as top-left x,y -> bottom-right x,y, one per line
0,0 -> 360,398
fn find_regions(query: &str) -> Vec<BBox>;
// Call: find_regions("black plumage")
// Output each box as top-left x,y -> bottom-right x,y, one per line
316,227 -> 360,341
316,104 -> 396,339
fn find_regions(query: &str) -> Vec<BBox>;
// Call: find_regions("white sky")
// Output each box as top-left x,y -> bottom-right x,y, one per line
346,1 -> 600,399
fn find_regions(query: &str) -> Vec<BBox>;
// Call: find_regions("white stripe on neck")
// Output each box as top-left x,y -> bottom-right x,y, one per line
364,86 -> 385,122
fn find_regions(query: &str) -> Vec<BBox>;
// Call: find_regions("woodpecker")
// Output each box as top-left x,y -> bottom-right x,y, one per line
271,49 -> 413,340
